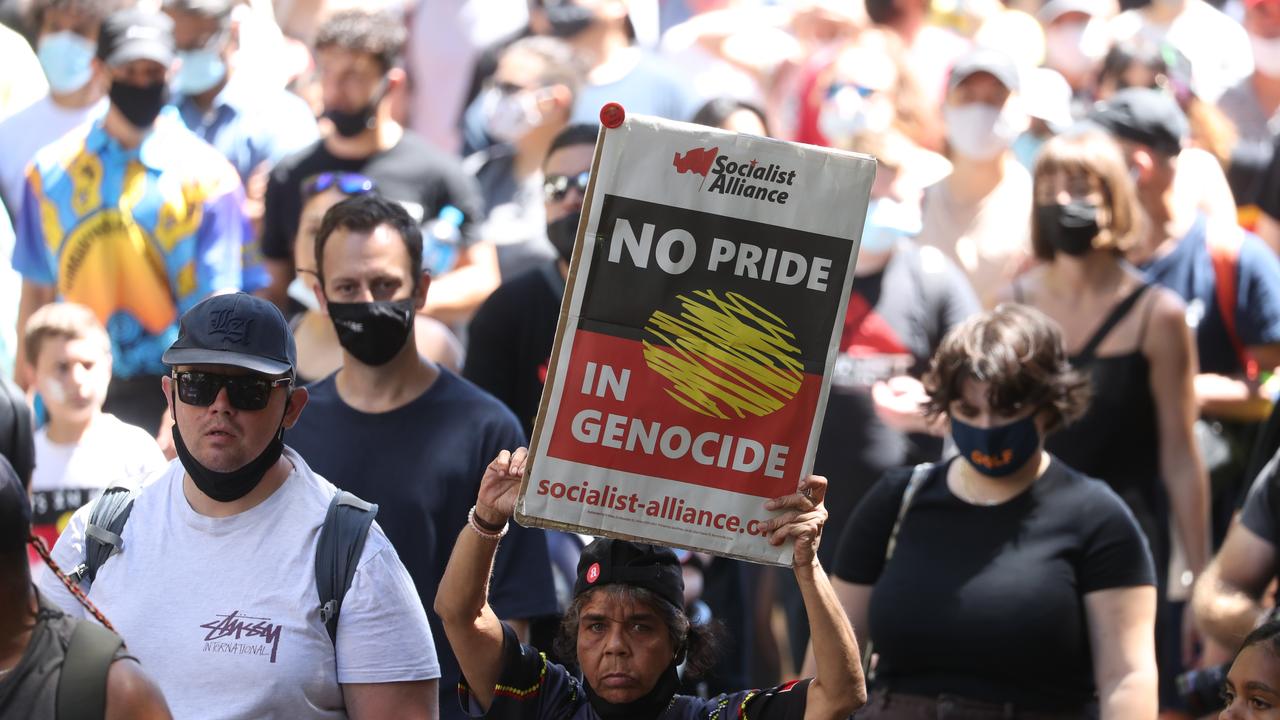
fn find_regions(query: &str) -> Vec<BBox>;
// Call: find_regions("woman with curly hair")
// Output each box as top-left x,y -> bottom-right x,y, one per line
830,303 -> 1159,718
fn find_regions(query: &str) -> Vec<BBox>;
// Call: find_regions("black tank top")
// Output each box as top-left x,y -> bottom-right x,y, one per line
0,593 -> 132,719
1037,284 -> 1169,576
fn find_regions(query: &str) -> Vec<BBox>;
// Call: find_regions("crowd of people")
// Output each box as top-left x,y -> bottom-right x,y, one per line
5,0 -> 1280,718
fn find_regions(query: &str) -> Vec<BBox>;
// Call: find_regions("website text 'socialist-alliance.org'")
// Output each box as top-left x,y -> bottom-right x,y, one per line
533,477 -> 774,538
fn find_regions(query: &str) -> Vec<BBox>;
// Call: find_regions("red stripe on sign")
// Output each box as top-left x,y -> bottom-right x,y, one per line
546,330 -> 822,498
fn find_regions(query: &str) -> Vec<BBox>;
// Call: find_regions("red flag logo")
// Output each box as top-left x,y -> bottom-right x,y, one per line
673,147 -> 719,177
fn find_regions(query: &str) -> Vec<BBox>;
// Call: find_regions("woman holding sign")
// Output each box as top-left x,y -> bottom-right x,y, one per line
828,304 -> 1159,718
434,448 -> 865,720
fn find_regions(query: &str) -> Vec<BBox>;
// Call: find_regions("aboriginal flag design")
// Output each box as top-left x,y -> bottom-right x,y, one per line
546,195 -> 853,499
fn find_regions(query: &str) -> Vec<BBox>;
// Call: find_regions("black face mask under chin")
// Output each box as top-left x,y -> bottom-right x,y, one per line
171,394 -> 287,503
584,662 -> 681,720
547,211 -> 581,263
324,80 -> 387,138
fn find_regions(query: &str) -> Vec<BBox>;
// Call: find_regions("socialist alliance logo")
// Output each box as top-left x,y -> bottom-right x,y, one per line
672,146 -> 795,205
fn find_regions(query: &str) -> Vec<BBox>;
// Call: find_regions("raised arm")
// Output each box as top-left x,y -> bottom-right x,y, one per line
765,475 -> 866,720
433,448 -> 527,712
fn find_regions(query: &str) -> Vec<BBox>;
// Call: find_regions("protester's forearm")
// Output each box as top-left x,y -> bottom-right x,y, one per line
1163,462 -> 1210,577
434,526 -> 501,628
422,265 -> 500,325
795,561 -> 865,717
1191,563 -> 1266,650
434,525 -> 506,712
1098,668 -> 1158,720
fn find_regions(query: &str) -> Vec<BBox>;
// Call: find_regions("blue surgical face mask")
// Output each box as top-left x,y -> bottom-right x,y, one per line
950,414 -> 1041,478
37,31 -> 96,95
859,196 -> 921,253
174,47 -> 227,96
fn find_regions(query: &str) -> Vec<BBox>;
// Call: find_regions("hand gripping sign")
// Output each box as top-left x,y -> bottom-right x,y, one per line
517,106 -> 875,565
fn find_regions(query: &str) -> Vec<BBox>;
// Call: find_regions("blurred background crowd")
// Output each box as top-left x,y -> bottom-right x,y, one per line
8,0 -> 1280,717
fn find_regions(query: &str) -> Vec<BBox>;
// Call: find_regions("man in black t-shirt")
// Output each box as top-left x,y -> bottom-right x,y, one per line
260,9 -> 496,325
285,194 -> 557,720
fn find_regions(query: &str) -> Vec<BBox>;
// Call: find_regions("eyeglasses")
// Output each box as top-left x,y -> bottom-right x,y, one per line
543,171 -> 590,202
302,172 -> 376,200
172,371 -> 292,411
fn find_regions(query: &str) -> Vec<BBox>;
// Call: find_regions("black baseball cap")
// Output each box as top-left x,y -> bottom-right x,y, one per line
163,293 -> 297,377
97,8 -> 175,68
1088,87 -> 1188,157
949,47 -> 1020,93
0,455 -> 30,555
574,539 -> 684,611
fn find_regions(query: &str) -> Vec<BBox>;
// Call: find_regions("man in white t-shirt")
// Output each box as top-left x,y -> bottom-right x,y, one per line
38,292 -> 440,719
0,0 -> 119,214
22,302 -> 165,560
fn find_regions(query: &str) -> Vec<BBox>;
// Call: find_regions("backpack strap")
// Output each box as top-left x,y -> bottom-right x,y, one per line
1208,225 -> 1257,380
315,490 -> 379,646
55,621 -> 123,720
67,486 -> 137,592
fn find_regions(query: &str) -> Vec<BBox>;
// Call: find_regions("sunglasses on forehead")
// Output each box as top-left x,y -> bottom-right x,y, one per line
172,371 -> 292,411
543,171 -> 590,203
302,172 -> 376,200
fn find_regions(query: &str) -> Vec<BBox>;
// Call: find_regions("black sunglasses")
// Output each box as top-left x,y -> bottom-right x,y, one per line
173,371 -> 292,411
302,172 -> 376,199
543,171 -> 590,202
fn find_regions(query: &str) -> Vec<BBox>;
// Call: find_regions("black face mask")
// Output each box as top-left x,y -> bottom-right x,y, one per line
584,662 -> 681,720
544,3 -> 596,38
323,80 -> 386,138
110,80 -> 168,129
327,298 -> 416,366
171,391 -> 287,503
547,211 -> 581,263
1037,201 -> 1100,257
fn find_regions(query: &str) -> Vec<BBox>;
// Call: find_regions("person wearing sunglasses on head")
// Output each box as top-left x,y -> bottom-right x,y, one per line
36,292 -> 441,719
288,172 -> 463,383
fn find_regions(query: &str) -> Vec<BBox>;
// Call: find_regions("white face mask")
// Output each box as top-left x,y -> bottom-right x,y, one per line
818,84 -> 895,144
483,86 -> 547,145
944,102 -> 1019,160
859,196 -> 922,253
1252,33 -> 1280,76
1045,20 -> 1107,76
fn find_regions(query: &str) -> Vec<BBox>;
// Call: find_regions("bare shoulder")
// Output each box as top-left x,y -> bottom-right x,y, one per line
106,657 -> 172,720
1139,286 -> 1192,363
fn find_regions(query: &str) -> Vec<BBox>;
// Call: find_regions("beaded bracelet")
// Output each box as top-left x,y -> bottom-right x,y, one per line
468,505 -> 509,540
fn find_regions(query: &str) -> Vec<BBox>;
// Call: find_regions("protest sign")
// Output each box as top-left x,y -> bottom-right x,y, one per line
516,109 -> 875,565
